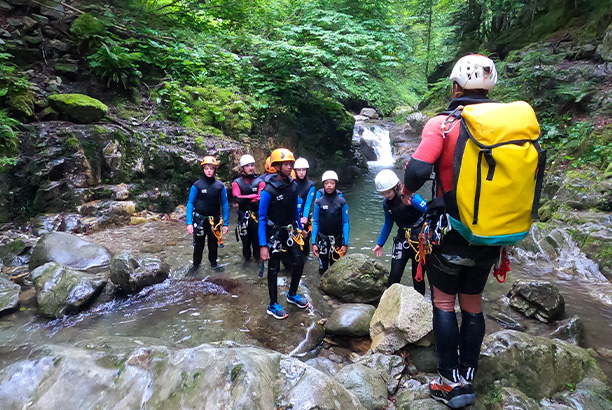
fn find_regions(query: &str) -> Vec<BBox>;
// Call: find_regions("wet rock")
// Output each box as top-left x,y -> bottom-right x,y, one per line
550,315 -> 584,345
359,137 -> 378,161
29,232 -> 112,272
552,170 -> 612,212
476,330 -> 607,401
40,1 -> 65,20
352,351 -> 405,394
110,251 -> 170,294
102,140 -> 122,172
0,276 -> 20,314
360,108 -> 379,119
407,345 -> 437,374
394,378 -> 431,408
495,387 -> 542,410
326,303 -> 375,337
304,357 -> 342,377
0,238 -> 34,267
487,310 -> 527,331
334,363 -> 388,410
547,377 -> 612,410
31,262 -> 107,318
398,398 -> 447,410
597,23 -> 612,61
0,342 -> 365,410
39,106 -> 59,120
319,253 -> 388,303
54,62 -> 79,75
370,284 -> 432,353
111,184 -> 132,201
508,280 -> 565,323
48,94 -> 108,123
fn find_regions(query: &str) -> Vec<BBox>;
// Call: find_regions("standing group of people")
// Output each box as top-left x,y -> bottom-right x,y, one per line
186,54 -> 543,409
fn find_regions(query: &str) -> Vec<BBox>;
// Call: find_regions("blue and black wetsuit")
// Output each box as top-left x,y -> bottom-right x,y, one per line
258,175 -> 304,305
376,193 -> 427,293
312,189 -> 349,274
296,177 -> 315,257
232,174 -> 260,261
186,175 -> 230,267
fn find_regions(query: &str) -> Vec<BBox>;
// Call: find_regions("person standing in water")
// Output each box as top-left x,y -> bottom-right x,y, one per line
186,156 -> 229,270
372,169 -> 427,294
311,170 -> 349,275
294,157 -> 316,258
232,154 -> 261,262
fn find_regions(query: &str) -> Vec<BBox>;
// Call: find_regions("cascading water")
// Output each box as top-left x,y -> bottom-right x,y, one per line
353,122 -> 395,167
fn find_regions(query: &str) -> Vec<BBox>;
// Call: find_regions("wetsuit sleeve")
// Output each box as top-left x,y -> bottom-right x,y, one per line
404,117 -> 444,192
342,203 -> 349,246
376,203 -> 393,247
315,190 -> 322,200
311,203 -> 320,245
221,186 -> 229,226
186,185 -> 198,225
302,186 -> 315,218
411,193 -> 428,213
258,190 -> 271,246
296,197 -> 303,230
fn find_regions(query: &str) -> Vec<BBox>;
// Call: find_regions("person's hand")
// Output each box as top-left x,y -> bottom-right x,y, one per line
312,244 -> 319,258
222,226 -> 229,235
300,216 -> 308,225
260,246 -> 270,261
373,244 -> 383,257
302,229 -> 309,238
339,245 -> 347,255
186,225 -> 194,235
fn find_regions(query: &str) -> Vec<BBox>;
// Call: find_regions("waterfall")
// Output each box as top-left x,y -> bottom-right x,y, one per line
353,123 -> 395,167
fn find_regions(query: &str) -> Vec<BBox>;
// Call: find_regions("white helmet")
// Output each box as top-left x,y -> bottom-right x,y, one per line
375,169 -> 400,192
449,54 -> 497,91
294,157 -> 309,169
321,170 -> 338,182
239,154 -> 256,167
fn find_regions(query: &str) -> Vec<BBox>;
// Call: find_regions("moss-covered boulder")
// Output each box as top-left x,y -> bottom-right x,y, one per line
319,253 -> 388,303
109,251 -> 169,294
48,94 -> 108,123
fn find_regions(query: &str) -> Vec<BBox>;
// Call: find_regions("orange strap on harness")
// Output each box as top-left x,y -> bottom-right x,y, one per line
210,218 -> 224,246
414,223 -> 433,283
493,246 -> 510,283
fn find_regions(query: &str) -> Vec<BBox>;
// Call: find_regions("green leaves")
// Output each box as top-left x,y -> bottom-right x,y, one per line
88,43 -> 143,89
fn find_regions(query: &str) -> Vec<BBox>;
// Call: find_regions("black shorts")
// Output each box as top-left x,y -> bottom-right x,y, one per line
426,230 -> 501,295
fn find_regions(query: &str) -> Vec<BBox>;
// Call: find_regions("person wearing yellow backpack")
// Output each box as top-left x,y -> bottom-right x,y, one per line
403,54 -> 544,409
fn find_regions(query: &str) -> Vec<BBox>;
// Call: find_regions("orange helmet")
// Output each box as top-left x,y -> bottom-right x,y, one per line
265,156 -> 275,174
269,148 -> 295,165
200,156 -> 219,167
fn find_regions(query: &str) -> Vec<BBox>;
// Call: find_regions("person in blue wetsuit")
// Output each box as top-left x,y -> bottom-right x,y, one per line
311,170 -> 349,275
294,157 -> 315,258
372,169 -> 427,294
186,156 -> 229,270
259,148 -> 308,320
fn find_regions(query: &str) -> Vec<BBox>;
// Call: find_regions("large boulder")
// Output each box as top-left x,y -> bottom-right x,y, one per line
109,251 -> 170,294
507,280 -> 565,323
360,108 -> 379,119
0,276 -> 20,314
0,342 -> 365,410
476,330 -> 607,401
597,23 -> 612,61
326,303 -> 376,337
29,232 -> 112,272
319,253 -> 388,303
370,284 -> 432,353
546,378 -> 612,410
30,262 -> 107,318
334,363 -> 388,410
48,94 -> 108,123
352,351 -> 405,394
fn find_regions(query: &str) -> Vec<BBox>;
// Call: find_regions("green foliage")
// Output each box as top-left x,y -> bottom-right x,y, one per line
0,109 -> 20,170
88,42 -> 143,88
70,13 -> 109,50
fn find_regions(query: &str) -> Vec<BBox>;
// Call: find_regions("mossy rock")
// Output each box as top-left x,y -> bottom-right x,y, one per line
70,13 -> 107,39
6,87 -> 35,118
48,94 -> 108,123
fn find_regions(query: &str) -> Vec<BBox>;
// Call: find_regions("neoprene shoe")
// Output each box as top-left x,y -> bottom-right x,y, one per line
286,292 -> 309,308
267,303 -> 288,319
429,376 -> 475,409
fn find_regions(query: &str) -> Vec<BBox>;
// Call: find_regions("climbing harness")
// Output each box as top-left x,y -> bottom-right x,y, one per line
237,210 -> 258,239
316,233 -> 344,261
492,246 -> 510,283
267,221 -> 301,254
210,217 -> 224,248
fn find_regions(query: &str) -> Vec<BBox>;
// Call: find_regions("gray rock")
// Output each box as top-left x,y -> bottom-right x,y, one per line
319,253 -> 388,303
326,303 -> 376,337
54,62 -> 79,74
508,280 -> 565,323
360,108 -> 379,119
370,284 -> 432,353
110,251 -> 169,294
31,262 -> 107,318
550,315 -> 584,345
0,342 -> 365,410
353,351 -> 405,394
407,345 -> 438,374
597,23 -> 612,61
335,363 -> 388,410
359,137 -> 378,161
304,357 -> 341,377
476,330 -> 607,400
546,377 -> 612,410
40,1 -> 65,20
103,140 -> 123,172
498,387 -> 542,410
29,232 -> 112,272
0,276 -> 20,314
404,112 -> 428,139
402,399 -> 447,410
395,379 -> 431,409
552,170 -> 612,212
78,200 -> 136,218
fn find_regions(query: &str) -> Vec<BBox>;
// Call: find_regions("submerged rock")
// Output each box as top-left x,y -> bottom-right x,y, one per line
30,262 -> 107,318
476,330 -> 607,401
319,253 -> 388,303
109,251 -> 170,294
550,315 -> 584,345
370,284 -> 432,353
0,342 -> 365,410
334,363 -> 388,410
29,232 -> 112,272
326,303 -> 376,337
0,276 -> 20,314
507,280 -> 565,323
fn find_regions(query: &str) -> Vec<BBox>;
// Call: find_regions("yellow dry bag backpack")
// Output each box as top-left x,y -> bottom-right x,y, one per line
442,101 -> 546,246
